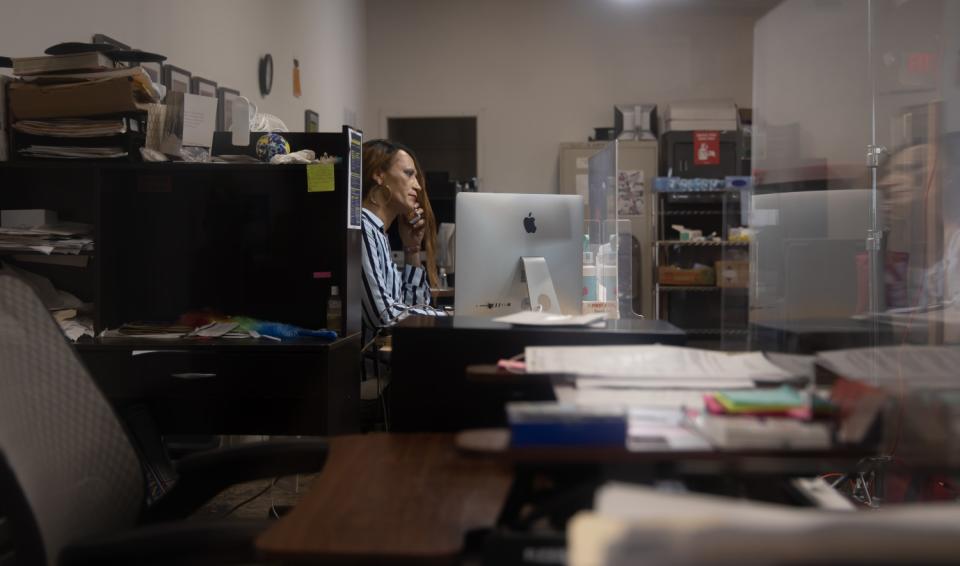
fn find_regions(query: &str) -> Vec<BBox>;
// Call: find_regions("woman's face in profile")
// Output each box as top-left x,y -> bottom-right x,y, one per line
879,144 -> 927,225
379,150 -> 422,214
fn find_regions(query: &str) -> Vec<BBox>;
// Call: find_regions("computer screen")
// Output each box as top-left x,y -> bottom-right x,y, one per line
454,192 -> 584,317
751,189 -> 872,322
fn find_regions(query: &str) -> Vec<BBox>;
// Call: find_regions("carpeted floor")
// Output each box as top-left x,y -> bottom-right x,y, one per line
191,473 -> 318,520
183,436 -> 321,521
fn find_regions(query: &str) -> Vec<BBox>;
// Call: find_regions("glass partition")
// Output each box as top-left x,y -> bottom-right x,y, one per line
585,140 -> 640,319
751,0 -> 960,500
754,0 -> 958,345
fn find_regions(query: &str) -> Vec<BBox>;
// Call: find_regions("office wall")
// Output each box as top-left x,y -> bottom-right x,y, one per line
364,0 -> 762,194
0,0 -> 365,133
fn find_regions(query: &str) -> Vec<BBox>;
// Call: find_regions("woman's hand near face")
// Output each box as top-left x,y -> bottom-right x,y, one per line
399,206 -> 426,249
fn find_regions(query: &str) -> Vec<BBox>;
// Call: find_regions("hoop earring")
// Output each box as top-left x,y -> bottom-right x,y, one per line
370,184 -> 390,206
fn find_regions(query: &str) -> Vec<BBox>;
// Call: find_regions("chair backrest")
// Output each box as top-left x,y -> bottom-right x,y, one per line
0,274 -> 143,565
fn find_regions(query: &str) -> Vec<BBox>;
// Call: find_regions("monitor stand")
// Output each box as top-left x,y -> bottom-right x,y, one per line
520,256 -> 562,314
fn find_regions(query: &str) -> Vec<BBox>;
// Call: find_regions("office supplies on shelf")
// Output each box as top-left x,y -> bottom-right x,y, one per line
705,389 -> 836,420
627,406 -> 711,450
554,385 -> 716,410
507,402 -> 627,447
692,412 -> 832,449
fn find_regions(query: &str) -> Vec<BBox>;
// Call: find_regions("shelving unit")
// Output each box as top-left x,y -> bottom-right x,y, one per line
0,130 -> 365,435
653,188 -> 749,349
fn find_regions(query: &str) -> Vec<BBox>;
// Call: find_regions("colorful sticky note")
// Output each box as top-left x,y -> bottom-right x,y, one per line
307,163 -> 335,192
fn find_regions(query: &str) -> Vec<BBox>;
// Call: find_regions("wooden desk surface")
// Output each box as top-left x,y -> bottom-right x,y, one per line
430,287 -> 455,299
256,433 -> 512,565
456,429 -> 873,474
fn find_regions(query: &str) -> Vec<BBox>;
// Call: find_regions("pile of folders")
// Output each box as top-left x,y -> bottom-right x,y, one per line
5,43 -> 163,161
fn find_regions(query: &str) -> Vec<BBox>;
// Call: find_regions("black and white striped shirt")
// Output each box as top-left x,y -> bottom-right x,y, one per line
361,208 -> 445,339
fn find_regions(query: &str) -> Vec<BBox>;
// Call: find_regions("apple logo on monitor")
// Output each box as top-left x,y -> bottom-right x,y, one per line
523,212 -> 537,234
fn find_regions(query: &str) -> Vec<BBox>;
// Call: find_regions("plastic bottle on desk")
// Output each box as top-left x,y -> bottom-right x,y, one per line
326,286 -> 342,334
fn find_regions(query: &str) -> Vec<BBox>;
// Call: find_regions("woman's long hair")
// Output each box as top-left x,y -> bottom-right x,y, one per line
362,139 -> 440,288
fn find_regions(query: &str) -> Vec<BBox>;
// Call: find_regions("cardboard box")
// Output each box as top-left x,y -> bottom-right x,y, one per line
658,266 -> 715,286
8,76 -> 144,119
715,260 -> 749,288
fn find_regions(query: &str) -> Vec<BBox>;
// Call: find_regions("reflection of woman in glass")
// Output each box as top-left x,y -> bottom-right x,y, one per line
879,139 -> 960,310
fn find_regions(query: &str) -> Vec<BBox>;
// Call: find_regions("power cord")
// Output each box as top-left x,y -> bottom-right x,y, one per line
268,474 -> 300,519
222,477 -> 279,517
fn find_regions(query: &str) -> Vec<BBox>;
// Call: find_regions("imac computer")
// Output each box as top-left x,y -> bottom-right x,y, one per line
454,192 -> 584,317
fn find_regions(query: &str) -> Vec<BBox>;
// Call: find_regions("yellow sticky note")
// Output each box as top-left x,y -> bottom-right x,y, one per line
307,163 -> 335,192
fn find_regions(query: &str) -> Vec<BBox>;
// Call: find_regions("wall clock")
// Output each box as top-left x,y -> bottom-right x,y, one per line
259,53 -> 273,96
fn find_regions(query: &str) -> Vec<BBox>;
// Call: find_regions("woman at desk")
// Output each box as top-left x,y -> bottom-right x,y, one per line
361,139 -> 446,339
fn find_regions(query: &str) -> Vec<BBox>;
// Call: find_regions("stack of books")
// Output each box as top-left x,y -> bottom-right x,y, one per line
6,51 -> 161,160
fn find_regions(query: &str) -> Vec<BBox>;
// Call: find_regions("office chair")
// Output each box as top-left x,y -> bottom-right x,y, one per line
0,274 -> 328,565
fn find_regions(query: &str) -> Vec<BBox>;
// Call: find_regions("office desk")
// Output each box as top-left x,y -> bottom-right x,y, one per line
456,428 -> 869,476
750,319 -> 901,354
390,316 -> 685,431
78,334 -> 361,435
256,433 -> 512,565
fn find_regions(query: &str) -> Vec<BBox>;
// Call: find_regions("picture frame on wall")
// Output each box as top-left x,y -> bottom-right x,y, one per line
304,109 -> 319,133
190,76 -> 218,98
216,86 -> 241,131
140,61 -> 162,84
162,64 -> 192,95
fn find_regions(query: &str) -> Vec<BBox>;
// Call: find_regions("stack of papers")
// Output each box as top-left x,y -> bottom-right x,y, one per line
101,320 -> 269,341
525,344 -> 800,389
103,322 -> 195,339
569,483 -> 960,565
14,118 -> 129,138
693,412 -> 832,449
816,345 -> 960,389
0,223 -> 94,255
493,311 -> 607,327
18,145 -> 127,159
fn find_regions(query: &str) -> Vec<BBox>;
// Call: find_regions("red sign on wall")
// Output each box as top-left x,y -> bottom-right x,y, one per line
693,131 -> 720,166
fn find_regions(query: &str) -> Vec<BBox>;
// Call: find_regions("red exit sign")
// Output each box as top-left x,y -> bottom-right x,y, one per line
906,51 -> 936,74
